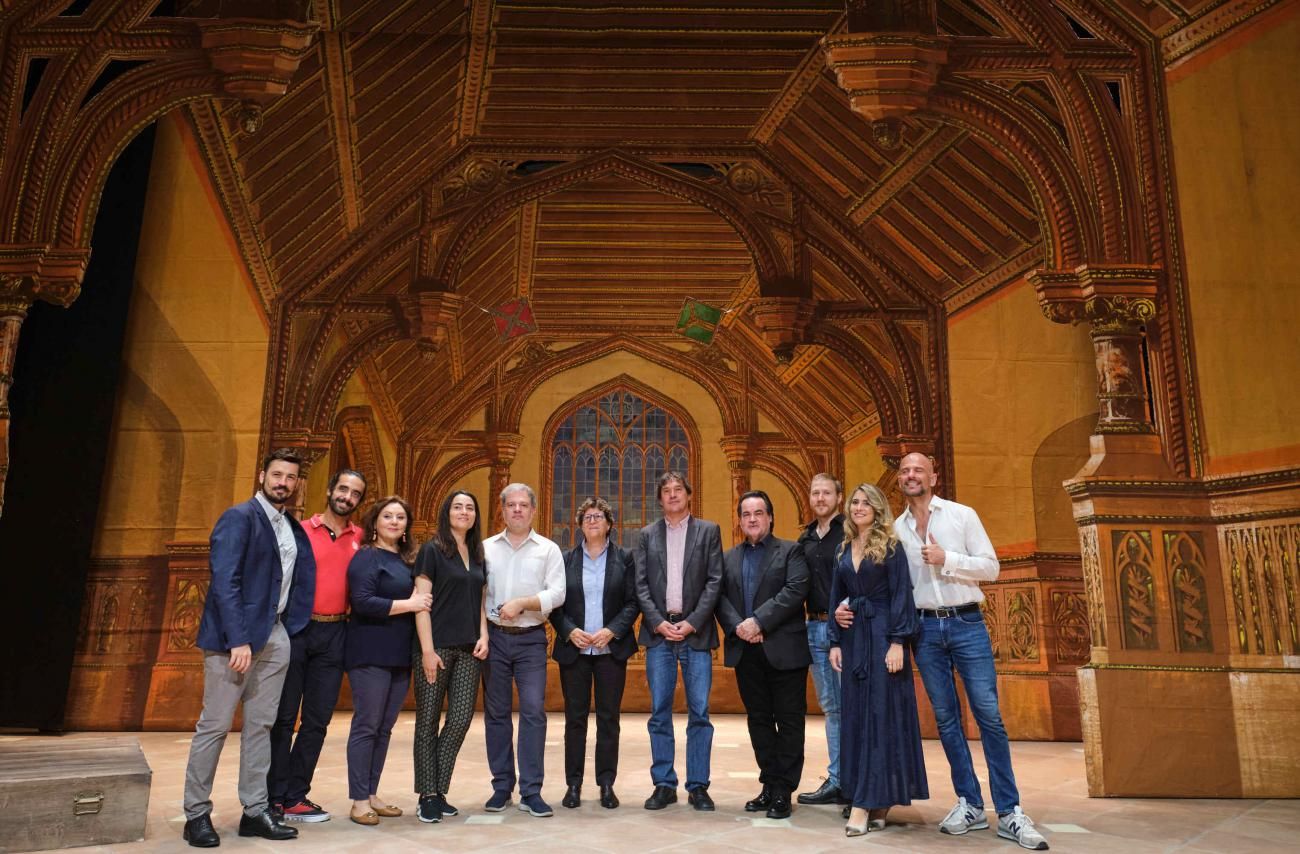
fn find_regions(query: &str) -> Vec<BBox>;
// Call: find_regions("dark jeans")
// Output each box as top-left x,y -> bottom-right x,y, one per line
345,665 -> 410,801
734,643 -> 807,796
559,653 -> 627,786
914,611 -> 1021,814
484,625 -> 548,797
267,620 -> 346,805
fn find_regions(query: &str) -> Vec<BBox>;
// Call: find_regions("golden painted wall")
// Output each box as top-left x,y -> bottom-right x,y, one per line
93,113 -> 268,558
1167,8 -> 1300,474
947,281 -> 1096,552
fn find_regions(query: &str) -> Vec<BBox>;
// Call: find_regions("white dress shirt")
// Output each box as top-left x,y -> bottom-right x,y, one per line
895,495 -> 999,609
483,528 -> 566,627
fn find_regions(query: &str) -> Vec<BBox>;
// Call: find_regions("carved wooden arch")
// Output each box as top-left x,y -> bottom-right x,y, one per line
430,150 -> 796,293
415,449 -> 492,522
922,78 -> 1105,269
303,320 -> 405,435
332,405 -> 389,500
750,450 -> 815,524
535,374 -> 705,541
802,323 -> 909,439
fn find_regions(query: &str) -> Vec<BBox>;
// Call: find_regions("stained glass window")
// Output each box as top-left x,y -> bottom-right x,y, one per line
550,390 -> 692,549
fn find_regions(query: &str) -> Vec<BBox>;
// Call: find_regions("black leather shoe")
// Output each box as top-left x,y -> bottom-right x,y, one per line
744,786 -> 772,813
765,793 -> 792,820
687,787 -> 715,811
182,813 -> 220,848
238,808 -> 298,840
599,784 -> 619,809
797,779 -> 841,805
643,785 -> 677,810
562,784 -> 581,809
841,804 -> 852,820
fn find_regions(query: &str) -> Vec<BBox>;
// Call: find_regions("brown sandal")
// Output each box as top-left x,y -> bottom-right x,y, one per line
350,808 -> 380,826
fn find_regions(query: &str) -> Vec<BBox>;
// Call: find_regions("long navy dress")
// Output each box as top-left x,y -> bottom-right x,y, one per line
829,542 -> 928,810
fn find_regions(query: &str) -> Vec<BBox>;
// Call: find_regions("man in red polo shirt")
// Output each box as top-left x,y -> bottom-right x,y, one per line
268,468 -> 368,822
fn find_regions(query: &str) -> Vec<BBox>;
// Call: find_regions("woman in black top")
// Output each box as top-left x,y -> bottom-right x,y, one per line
411,490 -> 489,823
344,496 -> 431,826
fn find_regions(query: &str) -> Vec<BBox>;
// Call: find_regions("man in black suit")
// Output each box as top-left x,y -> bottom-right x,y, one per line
181,449 -> 317,848
634,471 -> 723,812
550,497 -> 639,810
717,490 -> 811,820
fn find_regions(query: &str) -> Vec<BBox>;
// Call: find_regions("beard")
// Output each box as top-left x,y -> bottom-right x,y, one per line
262,482 -> 292,506
329,495 -> 358,517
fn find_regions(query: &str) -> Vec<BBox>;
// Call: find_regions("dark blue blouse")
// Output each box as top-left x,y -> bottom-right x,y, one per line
345,546 -> 415,669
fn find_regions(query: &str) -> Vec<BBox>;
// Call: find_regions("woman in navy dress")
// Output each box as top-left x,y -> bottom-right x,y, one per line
344,495 -> 431,825
829,483 -> 927,836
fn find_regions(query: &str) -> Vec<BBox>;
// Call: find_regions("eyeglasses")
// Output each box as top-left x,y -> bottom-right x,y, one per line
581,513 -> 607,523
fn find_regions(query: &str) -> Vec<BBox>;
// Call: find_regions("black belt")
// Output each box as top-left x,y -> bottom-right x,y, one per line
666,612 -> 684,622
806,610 -> 829,621
492,623 -> 542,635
918,603 -> 982,619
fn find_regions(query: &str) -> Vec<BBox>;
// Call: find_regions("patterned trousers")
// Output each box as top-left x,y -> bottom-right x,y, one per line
412,642 -> 481,795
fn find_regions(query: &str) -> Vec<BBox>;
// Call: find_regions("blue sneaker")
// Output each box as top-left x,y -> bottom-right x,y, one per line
484,790 -> 512,812
518,794 -> 554,817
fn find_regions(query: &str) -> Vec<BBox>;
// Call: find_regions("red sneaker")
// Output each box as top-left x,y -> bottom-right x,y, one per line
281,799 -> 330,822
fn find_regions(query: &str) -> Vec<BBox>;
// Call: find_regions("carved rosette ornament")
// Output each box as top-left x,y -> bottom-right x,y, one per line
1029,265 -> 1161,435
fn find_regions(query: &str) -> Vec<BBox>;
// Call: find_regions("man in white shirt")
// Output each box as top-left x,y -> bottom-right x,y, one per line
839,453 -> 1048,851
481,483 -> 566,818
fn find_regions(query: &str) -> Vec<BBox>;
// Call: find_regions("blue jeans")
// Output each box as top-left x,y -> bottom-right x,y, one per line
914,611 -> 1020,814
805,618 -> 840,786
644,640 -> 713,791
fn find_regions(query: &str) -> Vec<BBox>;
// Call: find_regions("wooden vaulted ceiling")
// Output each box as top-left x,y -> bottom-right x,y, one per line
182,0 -> 1180,447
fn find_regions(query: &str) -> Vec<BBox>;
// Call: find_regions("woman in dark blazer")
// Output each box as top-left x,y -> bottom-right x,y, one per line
344,495 -> 431,826
549,496 -> 639,810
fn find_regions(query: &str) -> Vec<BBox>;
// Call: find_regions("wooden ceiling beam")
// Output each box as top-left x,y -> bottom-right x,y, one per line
847,124 -> 964,226
321,32 -> 361,231
456,0 -> 494,144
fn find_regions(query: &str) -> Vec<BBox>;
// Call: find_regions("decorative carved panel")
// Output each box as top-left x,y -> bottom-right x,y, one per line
1080,526 -> 1106,648
1007,589 -> 1039,663
1114,530 -> 1158,650
1222,522 -> 1300,657
1051,590 -> 1090,665
982,590 -> 1002,663
1163,531 -> 1213,653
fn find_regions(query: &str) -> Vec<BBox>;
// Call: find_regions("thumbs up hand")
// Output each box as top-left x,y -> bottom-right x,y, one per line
921,532 -> 946,568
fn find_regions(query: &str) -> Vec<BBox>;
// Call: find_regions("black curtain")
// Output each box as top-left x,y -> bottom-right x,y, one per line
0,125 -> 156,731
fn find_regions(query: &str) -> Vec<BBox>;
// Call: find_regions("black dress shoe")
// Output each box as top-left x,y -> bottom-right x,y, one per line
687,787 -> 715,811
599,784 -> 619,809
765,793 -> 792,820
841,804 -> 852,820
797,779 -> 841,805
182,813 -> 220,848
562,784 -> 581,809
643,785 -> 677,810
238,808 -> 298,840
744,786 -> 772,813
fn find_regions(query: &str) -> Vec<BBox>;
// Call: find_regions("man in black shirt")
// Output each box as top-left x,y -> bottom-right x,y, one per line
795,473 -> 846,808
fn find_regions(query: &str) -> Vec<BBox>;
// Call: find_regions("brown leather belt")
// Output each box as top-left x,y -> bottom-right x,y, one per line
492,623 -> 542,635
311,613 -> 348,623
806,611 -> 829,621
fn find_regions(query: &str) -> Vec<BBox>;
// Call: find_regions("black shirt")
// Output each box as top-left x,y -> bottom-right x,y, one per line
798,514 -> 845,614
414,540 -> 486,647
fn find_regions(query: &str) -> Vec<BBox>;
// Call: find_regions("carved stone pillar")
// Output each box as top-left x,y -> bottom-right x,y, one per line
719,435 -> 753,546
486,432 -> 523,532
0,292 -> 29,518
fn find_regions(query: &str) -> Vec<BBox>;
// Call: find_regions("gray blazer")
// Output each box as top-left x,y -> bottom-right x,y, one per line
634,516 -> 724,651
717,534 -> 812,670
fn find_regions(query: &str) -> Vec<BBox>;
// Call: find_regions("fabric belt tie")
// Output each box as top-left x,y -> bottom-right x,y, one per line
846,597 -> 879,683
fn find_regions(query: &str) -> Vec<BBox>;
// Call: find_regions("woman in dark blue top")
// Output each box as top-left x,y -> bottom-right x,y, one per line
344,495 -> 430,826
829,484 -> 928,836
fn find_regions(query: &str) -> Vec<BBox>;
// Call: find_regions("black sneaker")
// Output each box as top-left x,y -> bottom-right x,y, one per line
436,794 -> 459,816
417,794 -> 441,823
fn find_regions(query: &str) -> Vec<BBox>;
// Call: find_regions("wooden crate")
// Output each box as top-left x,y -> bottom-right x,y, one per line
0,737 -> 151,853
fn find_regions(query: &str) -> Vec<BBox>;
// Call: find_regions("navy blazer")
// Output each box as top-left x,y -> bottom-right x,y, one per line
196,497 -> 316,654
344,547 -> 416,669
550,541 -> 639,665
634,516 -> 724,651
717,534 -> 812,671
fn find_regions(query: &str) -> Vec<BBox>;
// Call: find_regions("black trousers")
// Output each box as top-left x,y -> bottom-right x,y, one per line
412,642 -> 482,795
735,643 -> 807,796
558,653 -> 627,786
267,619 -> 346,805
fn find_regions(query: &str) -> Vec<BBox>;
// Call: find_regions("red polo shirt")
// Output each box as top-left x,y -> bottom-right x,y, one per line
306,514 -> 363,615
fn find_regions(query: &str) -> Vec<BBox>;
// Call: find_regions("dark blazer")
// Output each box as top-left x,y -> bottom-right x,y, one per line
344,547 -> 416,669
717,534 -> 812,670
634,516 -> 724,651
551,541 -> 639,665
196,497 -> 315,654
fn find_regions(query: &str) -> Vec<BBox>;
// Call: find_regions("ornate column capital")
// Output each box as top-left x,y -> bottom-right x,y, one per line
394,281 -> 464,360
748,296 -> 814,364
875,434 -> 935,470
0,247 -> 90,308
195,12 -> 320,134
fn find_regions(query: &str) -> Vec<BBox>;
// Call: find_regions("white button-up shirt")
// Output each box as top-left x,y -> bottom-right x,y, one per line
483,528 -> 566,627
254,491 -> 296,614
895,495 -> 999,609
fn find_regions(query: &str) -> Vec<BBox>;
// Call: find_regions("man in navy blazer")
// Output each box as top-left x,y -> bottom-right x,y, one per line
181,449 -> 316,848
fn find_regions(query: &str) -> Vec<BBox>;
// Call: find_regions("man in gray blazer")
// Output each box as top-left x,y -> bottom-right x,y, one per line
634,471 -> 723,812
717,490 -> 811,820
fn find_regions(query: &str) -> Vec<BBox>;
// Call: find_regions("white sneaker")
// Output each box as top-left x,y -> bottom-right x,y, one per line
939,797 -> 989,835
997,806 -> 1049,850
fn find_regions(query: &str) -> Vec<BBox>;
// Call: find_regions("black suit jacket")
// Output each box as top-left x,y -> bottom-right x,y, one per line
717,534 -> 812,670
634,516 -> 723,651
550,541 -> 639,664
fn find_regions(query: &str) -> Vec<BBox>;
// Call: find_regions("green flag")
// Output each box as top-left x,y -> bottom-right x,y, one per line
676,298 -> 722,344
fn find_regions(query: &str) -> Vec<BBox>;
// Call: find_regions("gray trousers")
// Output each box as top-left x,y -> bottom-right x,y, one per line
183,622 -> 291,819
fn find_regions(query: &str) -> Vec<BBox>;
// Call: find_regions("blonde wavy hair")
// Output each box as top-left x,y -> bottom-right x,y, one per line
839,483 -> 898,564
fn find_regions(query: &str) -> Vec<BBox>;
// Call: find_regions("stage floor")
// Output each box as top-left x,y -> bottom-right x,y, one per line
16,712 -> 1298,853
